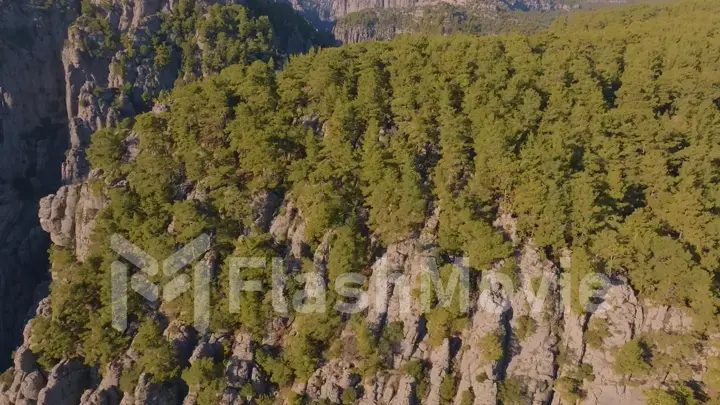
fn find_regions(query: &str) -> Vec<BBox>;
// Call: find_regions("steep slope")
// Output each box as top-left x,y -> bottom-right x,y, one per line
0,0 -> 78,371
0,0 -> 327,371
2,2 -> 719,405
288,0 -> 638,42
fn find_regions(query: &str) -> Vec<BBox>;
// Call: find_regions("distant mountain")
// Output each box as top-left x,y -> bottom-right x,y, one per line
279,0 -> 646,43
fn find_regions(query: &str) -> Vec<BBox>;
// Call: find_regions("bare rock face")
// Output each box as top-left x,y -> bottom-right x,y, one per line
38,185 -> 79,247
249,190 -> 282,233
79,361 -> 123,405
505,243 -> 561,404
19,371 -> 45,401
454,268 -> 510,405
188,333 -> 227,364
163,321 -> 198,365
387,375 -> 414,405
306,359 -> 358,403
0,0 -> 78,371
38,182 -> 106,262
575,279 -> 646,405
120,373 -> 178,405
226,331 -> 254,388
37,359 -> 91,405
424,339 -> 450,405
270,200 -> 308,261
0,292 -> 51,405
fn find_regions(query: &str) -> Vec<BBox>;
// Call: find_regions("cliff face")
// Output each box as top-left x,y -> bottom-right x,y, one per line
0,190 -> 707,405
0,0 -> 322,371
0,1 -> 713,404
328,0 -> 633,43
289,0 -> 616,27
0,0 -> 78,370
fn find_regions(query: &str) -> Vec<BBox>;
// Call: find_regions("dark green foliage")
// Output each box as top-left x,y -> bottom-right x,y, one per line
403,359 -> 430,401
585,318 -> 611,349
644,384 -> 696,405
341,387 -> 358,404
423,264 -> 470,346
498,377 -> 529,405
614,338 -> 653,378
87,127 -> 127,178
129,321 -> 180,384
440,374 -> 457,405
181,358 -> 225,405
32,1 -> 720,400
404,359 -> 427,381
478,331 -> 505,363
514,315 -> 537,341
334,6 -> 560,43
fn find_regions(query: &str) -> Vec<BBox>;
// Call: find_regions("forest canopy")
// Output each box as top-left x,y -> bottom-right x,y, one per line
31,0 -> 720,401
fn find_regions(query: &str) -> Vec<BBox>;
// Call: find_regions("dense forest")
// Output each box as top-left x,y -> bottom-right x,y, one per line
4,0 -> 720,404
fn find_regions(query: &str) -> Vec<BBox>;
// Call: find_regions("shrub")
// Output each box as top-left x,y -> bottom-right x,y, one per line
440,375 -> 457,405
460,390 -> 474,405
256,351 -> 293,387
182,358 -> 226,404
404,359 -> 427,381
81,0 -> 94,15
585,318 -> 611,349
132,321 -> 180,383
498,377 -> 528,405
645,389 -> 681,405
82,315 -> 129,367
644,385 -> 695,405
341,387 -> 358,404
514,315 -> 537,341
554,377 -> 583,403
614,338 -> 652,377
29,317 -> 77,368
87,127 -> 126,177
478,331 -> 505,363
154,43 -> 171,68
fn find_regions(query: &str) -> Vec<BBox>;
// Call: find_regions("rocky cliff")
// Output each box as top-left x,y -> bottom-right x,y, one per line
0,0 -> 325,372
0,1 -> 716,404
0,188 -> 710,405
0,0 -> 78,370
293,0 -> 632,43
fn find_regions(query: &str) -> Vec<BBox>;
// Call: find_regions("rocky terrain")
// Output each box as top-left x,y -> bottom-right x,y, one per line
0,171 -> 710,405
0,0 -> 716,404
0,0 -> 323,370
304,0 -> 634,43
0,0 -> 78,370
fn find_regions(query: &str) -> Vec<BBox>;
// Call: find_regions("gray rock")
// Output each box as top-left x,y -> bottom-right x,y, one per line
79,361 -> 123,405
38,183 -> 105,262
37,359 -> 90,405
505,242 -> 560,405
425,339 -> 450,405
163,321 -> 198,364
226,331 -> 254,388
19,371 -> 45,401
130,373 -> 178,405
39,185 -> 79,248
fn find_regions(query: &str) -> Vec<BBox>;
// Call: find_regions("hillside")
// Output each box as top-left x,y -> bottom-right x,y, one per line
293,0 -> 641,42
0,0 -> 328,373
1,1 -> 719,405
